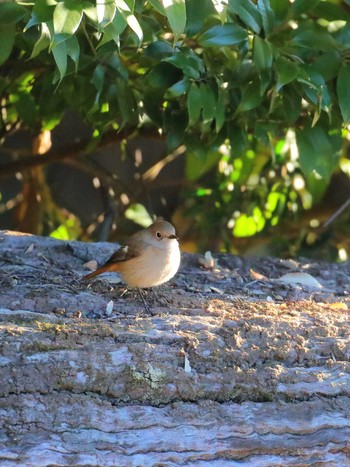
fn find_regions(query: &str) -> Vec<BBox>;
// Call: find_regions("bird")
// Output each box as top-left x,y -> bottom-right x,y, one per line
83,220 -> 181,289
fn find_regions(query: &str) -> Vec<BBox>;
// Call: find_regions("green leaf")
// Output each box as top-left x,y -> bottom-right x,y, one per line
125,203 -> 153,227
291,0 -> 321,18
200,83 -> 215,123
291,26 -> 338,51
52,41 -> 68,83
296,126 -> 341,180
198,23 -> 248,47
282,85 -> 301,124
228,0 -> 262,34
269,0 -> 289,22
54,0 -> 83,35
165,77 -> 190,99
10,91 -> 38,127
144,41 -> 174,61
233,212 -> 265,237
185,142 -> 220,181
0,25 -> 15,66
337,63 -> 350,123
310,52 -> 341,82
31,23 -> 51,58
115,0 -> 143,45
239,78 -> 265,112
257,0 -> 274,36
164,107 -> 188,150
187,83 -> 201,125
83,1 -> 98,22
165,49 -> 204,79
215,86 -> 225,133
25,0 -> 56,29
313,2 -> 350,22
96,0 -> 116,26
276,57 -> 299,89
91,64 -> 105,94
254,36 -> 273,73
102,11 -> 127,45
0,2 -> 27,25
147,0 -> 166,15
146,62 -> 181,89
66,35 -> 80,71
162,0 -> 186,40
185,0 -> 216,36
229,126 -> 247,155
116,79 -> 137,128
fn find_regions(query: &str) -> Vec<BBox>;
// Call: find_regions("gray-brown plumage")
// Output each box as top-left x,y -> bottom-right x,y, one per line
83,221 -> 180,288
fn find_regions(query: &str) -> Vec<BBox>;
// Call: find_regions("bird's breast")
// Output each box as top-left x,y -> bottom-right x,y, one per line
119,242 -> 180,288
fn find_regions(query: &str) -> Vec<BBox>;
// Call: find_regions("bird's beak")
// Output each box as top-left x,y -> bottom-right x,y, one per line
169,234 -> 179,240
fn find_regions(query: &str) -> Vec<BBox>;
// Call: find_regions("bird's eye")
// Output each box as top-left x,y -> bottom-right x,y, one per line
156,231 -> 162,239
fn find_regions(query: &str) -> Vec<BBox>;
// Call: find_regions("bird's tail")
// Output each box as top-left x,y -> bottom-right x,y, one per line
83,263 -> 120,280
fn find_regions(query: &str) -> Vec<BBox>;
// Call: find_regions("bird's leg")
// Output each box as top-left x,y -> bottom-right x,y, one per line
119,287 -> 129,298
138,289 -> 151,313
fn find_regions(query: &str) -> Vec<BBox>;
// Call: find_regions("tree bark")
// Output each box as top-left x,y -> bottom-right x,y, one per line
0,231 -> 349,465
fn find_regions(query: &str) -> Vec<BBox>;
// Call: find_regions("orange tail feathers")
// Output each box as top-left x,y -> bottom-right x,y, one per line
83,263 -> 120,280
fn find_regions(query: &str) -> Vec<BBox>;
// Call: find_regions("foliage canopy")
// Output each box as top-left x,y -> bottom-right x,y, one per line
1,0 -> 350,254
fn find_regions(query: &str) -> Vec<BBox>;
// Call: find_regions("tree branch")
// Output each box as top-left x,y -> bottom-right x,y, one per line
0,127 -> 161,179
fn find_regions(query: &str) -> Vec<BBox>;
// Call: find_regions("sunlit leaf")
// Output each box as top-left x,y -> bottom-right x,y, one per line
96,0 -> 116,25
125,203 -> 153,227
161,0 -> 186,40
115,0 -> 143,44
54,0 -> 83,35
102,12 -> 127,45
31,23 -> 51,58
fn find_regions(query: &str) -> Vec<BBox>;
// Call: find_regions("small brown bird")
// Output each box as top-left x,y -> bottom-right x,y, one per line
83,220 -> 181,288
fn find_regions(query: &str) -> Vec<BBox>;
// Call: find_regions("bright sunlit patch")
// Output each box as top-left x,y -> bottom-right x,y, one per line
338,248 -> 348,262
219,143 -> 230,156
293,174 -> 305,191
120,193 -> 130,205
212,0 -> 226,13
125,203 -> 152,227
227,218 -> 234,229
310,218 -> 320,228
92,177 -> 100,188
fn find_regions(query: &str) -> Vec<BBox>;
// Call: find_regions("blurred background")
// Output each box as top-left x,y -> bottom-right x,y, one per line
1,0 -> 350,261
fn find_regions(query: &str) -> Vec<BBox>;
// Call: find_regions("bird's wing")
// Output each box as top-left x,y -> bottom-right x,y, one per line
105,235 -> 148,265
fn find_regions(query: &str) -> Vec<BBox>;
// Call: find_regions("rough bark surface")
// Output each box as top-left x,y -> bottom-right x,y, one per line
0,230 -> 349,466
